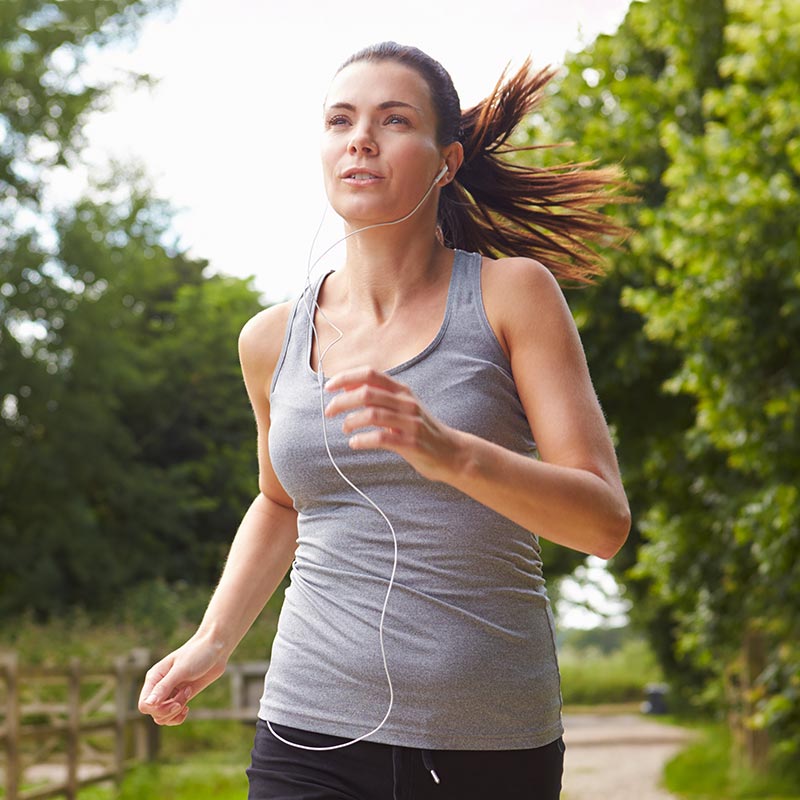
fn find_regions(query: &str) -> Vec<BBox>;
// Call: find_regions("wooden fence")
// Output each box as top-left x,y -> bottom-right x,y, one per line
0,650 -> 268,800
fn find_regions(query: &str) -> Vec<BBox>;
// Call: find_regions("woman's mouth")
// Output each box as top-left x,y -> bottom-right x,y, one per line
341,169 -> 384,185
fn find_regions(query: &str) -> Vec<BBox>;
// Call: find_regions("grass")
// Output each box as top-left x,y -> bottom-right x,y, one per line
664,722 -> 800,800
558,635 -> 663,705
3,721 -> 257,800
0,578 -> 286,666
78,762 -> 248,800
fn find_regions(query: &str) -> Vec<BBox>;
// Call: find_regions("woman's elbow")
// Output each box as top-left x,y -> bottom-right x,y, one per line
592,503 -> 631,560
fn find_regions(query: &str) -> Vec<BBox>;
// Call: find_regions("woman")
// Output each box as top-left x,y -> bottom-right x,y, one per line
139,41 -> 631,799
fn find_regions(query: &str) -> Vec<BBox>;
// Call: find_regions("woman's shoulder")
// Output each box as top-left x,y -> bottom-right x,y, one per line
238,300 -> 294,380
478,255 -> 571,357
479,254 -> 561,297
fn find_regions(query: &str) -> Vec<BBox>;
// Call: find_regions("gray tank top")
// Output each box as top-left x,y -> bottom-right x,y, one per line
259,248 -> 563,750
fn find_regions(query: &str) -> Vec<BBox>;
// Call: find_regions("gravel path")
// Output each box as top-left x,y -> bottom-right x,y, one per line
561,713 -> 696,800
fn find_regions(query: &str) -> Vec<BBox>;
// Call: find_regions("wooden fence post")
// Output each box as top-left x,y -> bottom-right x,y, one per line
66,657 -> 81,800
127,649 -> 160,764
145,710 -> 161,763
114,655 -> 129,786
3,653 -> 21,800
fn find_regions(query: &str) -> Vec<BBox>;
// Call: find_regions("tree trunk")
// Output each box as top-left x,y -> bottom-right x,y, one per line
739,626 -> 770,772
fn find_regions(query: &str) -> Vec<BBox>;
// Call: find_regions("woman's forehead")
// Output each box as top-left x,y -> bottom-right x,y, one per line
324,60 -> 434,113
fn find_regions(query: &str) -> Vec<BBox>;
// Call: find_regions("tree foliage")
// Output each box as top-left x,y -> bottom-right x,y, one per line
527,0 -> 800,767
1,165 -> 265,616
0,0 -> 265,617
1,0 -> 174,209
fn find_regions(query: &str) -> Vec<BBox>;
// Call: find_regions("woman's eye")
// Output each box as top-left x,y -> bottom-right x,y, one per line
386,115 -> 408,125
326,115 -> 349,127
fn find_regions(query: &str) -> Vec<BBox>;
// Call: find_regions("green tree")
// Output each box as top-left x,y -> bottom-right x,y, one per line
1,164 -> 264,616
525,0 -> 800,769
627,0 -> 800,768
1,0 -> 266,617
1,0 -> 174,210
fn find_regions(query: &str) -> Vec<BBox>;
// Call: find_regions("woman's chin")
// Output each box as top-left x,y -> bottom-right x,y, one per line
330,201 -> 402,229
329,193 -> 433,231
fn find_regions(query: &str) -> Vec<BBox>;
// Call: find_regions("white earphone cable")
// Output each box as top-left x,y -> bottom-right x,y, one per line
265,165 -> 446,751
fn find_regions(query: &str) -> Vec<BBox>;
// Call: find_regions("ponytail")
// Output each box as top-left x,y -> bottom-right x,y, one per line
441,58 -> 631,284
337,44 -> 632,285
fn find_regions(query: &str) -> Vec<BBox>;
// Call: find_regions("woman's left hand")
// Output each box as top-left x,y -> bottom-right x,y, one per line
324,367 -> 465,483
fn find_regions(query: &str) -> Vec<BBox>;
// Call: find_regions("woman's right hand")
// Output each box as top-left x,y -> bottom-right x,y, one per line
137,635 -> 228,726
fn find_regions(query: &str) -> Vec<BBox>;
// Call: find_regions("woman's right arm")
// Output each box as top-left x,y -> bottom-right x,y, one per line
138,301 -> 297,726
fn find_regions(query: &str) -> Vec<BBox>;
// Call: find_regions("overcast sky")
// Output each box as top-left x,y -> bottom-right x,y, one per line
45,0 -> 634,307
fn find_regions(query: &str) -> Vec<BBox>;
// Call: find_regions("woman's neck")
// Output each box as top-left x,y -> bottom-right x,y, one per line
335,222 -> 452,324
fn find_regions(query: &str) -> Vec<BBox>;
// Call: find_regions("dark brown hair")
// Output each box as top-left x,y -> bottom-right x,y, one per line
337,41 -> 632,284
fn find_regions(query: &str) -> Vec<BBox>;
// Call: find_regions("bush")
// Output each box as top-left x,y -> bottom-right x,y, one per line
0,577 -> 287,667
559,634 -> 663,706
664,722 -> 800,799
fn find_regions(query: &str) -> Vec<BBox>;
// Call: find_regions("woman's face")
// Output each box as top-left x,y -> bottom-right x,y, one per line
321,60 -> 444,227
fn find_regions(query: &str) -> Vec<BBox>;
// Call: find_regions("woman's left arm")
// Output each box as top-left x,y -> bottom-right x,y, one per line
454,256 -> 630,559
324,258 -> 630,559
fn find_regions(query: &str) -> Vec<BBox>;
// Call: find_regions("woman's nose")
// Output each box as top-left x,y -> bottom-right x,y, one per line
348,124 -> 377,155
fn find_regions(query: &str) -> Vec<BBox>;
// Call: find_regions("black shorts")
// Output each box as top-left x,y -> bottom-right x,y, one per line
247,719 -> 565,800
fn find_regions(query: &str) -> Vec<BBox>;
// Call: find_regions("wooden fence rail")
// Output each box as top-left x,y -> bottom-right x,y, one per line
0,651 -> 268,800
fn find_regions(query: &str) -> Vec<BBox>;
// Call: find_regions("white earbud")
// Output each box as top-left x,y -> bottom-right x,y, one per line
434,163 -> 448,184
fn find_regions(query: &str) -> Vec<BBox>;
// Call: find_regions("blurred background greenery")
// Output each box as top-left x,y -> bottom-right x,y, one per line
2,0 -> 799,797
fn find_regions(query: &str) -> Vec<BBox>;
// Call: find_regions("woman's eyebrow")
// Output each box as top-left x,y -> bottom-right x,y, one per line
323,100 -> 423,113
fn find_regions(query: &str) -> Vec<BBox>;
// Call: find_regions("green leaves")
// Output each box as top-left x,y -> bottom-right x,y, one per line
1,171 -> 265,617
0,1 -> 265,618
523,0 -> 800,768
0,0 -> 175,208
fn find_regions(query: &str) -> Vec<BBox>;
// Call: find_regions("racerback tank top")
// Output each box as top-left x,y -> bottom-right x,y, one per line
259,248 -> 563,749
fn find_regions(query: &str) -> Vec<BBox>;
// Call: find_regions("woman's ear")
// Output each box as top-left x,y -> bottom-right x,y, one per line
441,141 -> 464,183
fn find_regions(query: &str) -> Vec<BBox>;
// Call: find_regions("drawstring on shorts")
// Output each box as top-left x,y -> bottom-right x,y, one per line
421,749 -> 441,784
392,745 -> 441,798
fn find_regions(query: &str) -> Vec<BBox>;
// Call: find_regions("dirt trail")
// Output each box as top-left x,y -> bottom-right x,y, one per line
562,712 -> 696,800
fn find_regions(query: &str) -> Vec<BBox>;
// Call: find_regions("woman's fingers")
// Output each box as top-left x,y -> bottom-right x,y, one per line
138,656 -> 176,710
164,706 -> 190,726
322,365 -> 460,481
347,427 -> 407,450
324,366 -> 403,394
139,681 -> 188,714
142,685 -> 193,726
324,374 -> 423,446
325,382 -> 416,420
341,405 -> 413,436
151,700 -> 189,726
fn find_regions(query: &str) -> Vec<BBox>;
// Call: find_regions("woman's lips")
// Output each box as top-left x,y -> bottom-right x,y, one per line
342,174 -> 384,186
